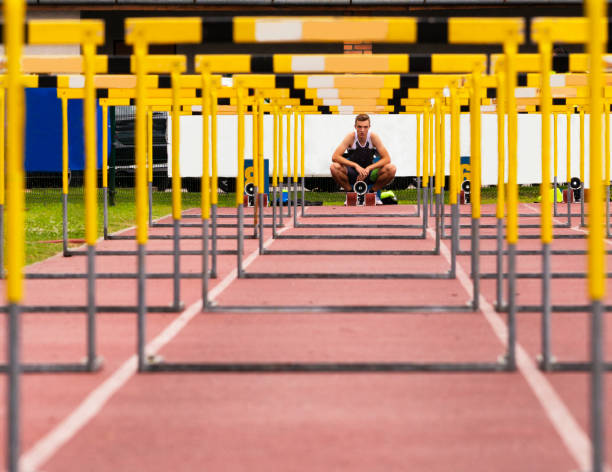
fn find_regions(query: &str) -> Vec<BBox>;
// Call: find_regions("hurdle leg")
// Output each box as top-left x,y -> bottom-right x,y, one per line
103,187 -> 109,239
553,176 -> 558,216
211,204 -> 218,278
496,217 -> 504,310
286,181 -> 292,217
506,243 -> 517,370
137,243 -> 147,371
86,244 -> 97,370
540,242 -> 552,371
450,202 -> 459,277
237,203 -> 244,278
301,176 -> 306,217
567,184 -> 572,226
202,218 -> 210,308
293,180 -> 298,228
416,178 -> 421,217
279,181 -> 284,227
172,219 -> 181,310
253,185 -> 259,239
0,207 -> 4,277
440,188 -> 445,234
471,217 -> 480,310
591,299 -> 605,472
581,187 -> 586,227
148,181 -> 153,227
272,186 -> 277,237
607,185 -> 611,238
62,192 -> 70,257
422,186 -> 429,231
8,303 -> 20,472
259,193 -> 264,254
434,193 -> 441,255
429,178 -> 435,216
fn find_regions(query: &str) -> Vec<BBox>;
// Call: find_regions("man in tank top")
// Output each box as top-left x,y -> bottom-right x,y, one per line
330,114 -> 396,203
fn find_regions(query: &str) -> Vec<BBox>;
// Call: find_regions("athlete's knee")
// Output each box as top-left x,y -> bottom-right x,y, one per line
383,163 -> 397,178
330,162 -> 346,176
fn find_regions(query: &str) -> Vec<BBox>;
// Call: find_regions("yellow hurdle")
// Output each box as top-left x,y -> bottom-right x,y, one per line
0,88 -> 4,209
172,58 -> 186,221
147,109 -> 153,204
210,86 -> 219,207
553,113 -> 558,187
470,63 -> 482,219
293,110 -> 299,185
580,107 -> 585,185
605,102 -> 610,188
423,106 -> 429,189
301,112 -> 305,181
125,17 -> 201,244
273,105 -> 279,188
416,113 -> 421,193
534,28 -> 553,244
567,108 -> 572,185
258,94 -> 265,194
505,36 -> 519,245
236,84 -> 245,207
278,108 -> 284,191
429,106 -> 434,189
286,109 -> 292,188
449,85 -> 459,205
202,71 -> 211,220
5,0 -> 26,304
586,0 -> 606,301
496,61 -> 506,220
434,95 -> 442,195
30,20 -> 104,247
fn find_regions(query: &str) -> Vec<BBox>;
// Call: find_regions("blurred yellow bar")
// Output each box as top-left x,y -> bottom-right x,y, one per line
236,86 -> 245,207
125,18 -> 201,45
102,103 -> 108,189
28,19 -> 104,45
423,107 -> 429,188
586,0 -> 607,300
202,73 -> 211,219
496,65 -> 506,220
211,87 -> 219,206
234,17 -> 417,43
470,66 -> 482,219
6,0 -> 26,302
195,54 -> 251,73
539,39 -> 552,244
416,113 -> 421,191
172,67 -> 183,221
449,18 -> 524,44
61,94 -> 69,195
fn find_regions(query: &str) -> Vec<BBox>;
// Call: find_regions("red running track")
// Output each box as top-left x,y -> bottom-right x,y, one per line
0,203 -> 609,471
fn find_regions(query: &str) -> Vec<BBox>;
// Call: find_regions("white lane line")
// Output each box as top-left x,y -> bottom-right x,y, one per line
432,228 -> 593,472
20,223 -> 292,472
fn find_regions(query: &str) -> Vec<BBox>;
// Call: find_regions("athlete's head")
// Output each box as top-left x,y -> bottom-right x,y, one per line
354,114 -> 370,141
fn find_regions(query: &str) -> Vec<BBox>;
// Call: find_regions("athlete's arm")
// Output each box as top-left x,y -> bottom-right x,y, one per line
366,133 -> 391,172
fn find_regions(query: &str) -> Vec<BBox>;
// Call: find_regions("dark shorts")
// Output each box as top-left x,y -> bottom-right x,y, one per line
347,166 -> 379,187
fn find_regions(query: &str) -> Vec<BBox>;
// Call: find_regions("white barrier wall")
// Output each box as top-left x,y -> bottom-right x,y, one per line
169,113 -> 602,187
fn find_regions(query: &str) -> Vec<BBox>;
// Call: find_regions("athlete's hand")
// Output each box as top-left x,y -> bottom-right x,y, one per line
354,165 -> 368,181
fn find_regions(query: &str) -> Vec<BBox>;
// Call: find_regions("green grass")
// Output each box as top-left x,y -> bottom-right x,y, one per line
22,185 -> 552,265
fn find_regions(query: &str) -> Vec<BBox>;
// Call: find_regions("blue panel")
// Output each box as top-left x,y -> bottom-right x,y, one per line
25,88 -> 108,172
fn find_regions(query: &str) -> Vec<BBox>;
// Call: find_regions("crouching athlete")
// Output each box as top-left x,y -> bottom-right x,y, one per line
330,114 -> 396,204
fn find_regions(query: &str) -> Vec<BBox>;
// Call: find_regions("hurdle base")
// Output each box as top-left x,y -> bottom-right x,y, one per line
243,194 -> 268,207
346,192 -> 375,206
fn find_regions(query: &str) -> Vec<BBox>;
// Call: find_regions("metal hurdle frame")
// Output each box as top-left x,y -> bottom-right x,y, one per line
0,20 -> 108,375
140,16 -> 531,375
